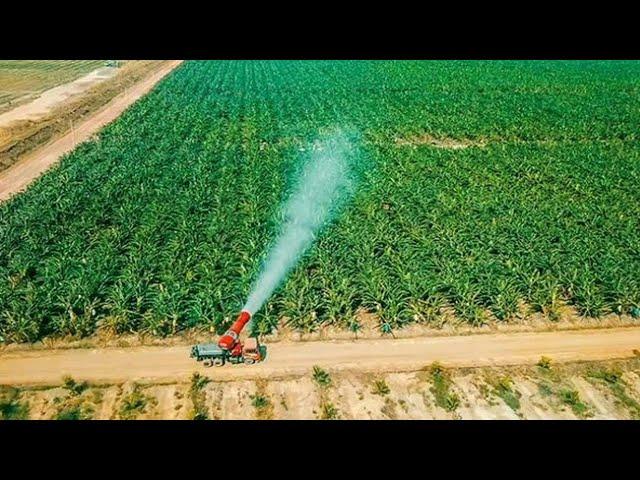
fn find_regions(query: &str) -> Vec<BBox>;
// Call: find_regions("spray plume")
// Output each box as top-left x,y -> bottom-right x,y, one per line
242,129 -> 359,316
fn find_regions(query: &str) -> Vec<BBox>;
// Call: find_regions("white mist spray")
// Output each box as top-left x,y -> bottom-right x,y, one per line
242,129 -> 359,316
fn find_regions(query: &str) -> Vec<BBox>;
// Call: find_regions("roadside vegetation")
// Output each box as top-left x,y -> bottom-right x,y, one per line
250,379 -> 274,420
117,383 -> 156,420
371,378 -> 390,396
587,367 -> 640,419
312,366 -> 339,419
369,377 -> 398,418
426,362 -> 460,412
188,372 -> 211,420
485,374 -> 522,414
312,366 -> 332,388
558,389 -> 591,418
0,387 -> 29,420
4,357 -> 640,419
535,359 -> 593,418
54,376 -> 98,420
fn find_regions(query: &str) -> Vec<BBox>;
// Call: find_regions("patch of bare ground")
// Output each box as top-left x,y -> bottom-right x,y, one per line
521,359 -> 640,419
568,377 -> 618,419
218,380 -> 256,420
94,386 -> 121,420
0,61 -> 176,173
142,384 -> 190,420
0,61 -> 105,113
385,372 -> 440,419
510,377 -> 576,419
583,364 -> 640,419
623,371 -> 640,398
23,380 -> 103,420
334,373 -> 386,419
201,380 -> 224,420
21,387 -> 65,419
0,67 -> 117,126
267,377 -> 318,419
455,373 -> 520,419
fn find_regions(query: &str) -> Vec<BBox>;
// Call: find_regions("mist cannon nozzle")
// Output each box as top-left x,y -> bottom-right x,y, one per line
218,310 -> 252,351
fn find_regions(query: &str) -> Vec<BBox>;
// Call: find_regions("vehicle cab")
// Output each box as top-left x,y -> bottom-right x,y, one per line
243,337 -> 262,364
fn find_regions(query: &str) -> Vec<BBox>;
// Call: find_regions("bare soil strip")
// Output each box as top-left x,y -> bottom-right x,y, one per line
2,327 -> 639,386
0,67 -> 118,126
0,60 -> 183,202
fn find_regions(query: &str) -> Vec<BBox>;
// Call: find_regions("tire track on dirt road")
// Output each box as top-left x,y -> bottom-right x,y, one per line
2,327 -> 639,386
0,60 -> 183,202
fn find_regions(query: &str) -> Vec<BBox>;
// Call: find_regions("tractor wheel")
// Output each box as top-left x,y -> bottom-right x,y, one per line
213,357 -> 225,367
203,359 -> 213,368
245,358 -> 255,365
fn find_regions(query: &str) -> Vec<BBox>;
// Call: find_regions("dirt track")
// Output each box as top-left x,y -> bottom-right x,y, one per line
2,327 -> 639,386
0,67 -> 118,127
0,60 -> 183,202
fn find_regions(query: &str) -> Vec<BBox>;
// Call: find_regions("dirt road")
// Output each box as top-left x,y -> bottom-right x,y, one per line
0,60 -> 183,202
0,67 -> 118,127
2,327 -> 639,386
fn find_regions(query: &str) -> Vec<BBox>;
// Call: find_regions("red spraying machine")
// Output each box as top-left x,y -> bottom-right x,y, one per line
190,310 -> 264,367
218,310 -> 252,351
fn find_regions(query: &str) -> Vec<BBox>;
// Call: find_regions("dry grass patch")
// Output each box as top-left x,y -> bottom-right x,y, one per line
395,133 -> 487,149
250,379 -> 274,420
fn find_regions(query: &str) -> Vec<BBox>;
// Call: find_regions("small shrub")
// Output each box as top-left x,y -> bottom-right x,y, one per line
320,402 -> 339,420
537,356 -> 553,370
190,372 -> 210,392
118,385 -> 154,420
559,389 -> 591,418
429,362 -> 460,412
491,375 -> 521,413
0,388 -> 29,420
188,373 -> 211,421
590,367 -> 622,385
250,394 -> 270,410
56,406 -> 88,420
54,397 -> 94,420
312,366 -> 332,388
250,393 -> 272,419
372,379 -> 390,396
538,382 -> 553,397
250,380 -> 274,420
62,376 -> 88,396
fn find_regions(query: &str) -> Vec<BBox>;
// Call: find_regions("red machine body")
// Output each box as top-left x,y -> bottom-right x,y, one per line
218,310 -> 251,351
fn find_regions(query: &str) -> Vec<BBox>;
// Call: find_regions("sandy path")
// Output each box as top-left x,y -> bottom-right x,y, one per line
2,327 -> 639,386
0,67 -> 118,126
0,60 -> 183,202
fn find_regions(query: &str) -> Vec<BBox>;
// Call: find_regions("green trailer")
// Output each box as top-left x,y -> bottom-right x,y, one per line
190,343 -> 227,367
